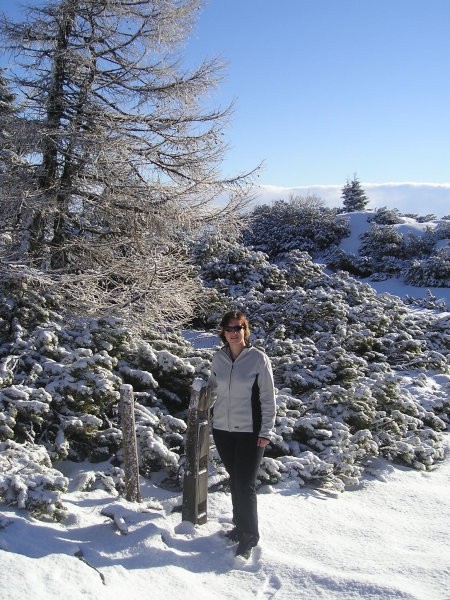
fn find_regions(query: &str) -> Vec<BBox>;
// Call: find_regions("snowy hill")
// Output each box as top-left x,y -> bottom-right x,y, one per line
337,211 -> 450,308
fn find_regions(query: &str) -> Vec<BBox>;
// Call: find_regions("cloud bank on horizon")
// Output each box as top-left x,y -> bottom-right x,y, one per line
255,182 -> 450,217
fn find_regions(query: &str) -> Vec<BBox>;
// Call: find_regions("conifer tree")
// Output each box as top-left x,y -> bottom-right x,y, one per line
341,175 -> 369,212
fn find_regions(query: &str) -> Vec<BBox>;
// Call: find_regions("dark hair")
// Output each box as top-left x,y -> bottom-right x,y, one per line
219,310 -> 251,345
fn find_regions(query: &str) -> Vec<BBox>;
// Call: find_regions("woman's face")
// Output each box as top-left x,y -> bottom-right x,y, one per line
223,318 -> 246,347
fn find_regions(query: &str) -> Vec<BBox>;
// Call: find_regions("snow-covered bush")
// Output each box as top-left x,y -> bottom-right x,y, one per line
133,401 -> 187,475
276,250 -> 324,287
415,214 -> 437,223
368,207 -> 403,225
243,198 -> 350,258
194,231 -> 287,297
71,466 -> 125,495
323,247 -> 374,277
0,440 -> 68,519
433,220 -> 450,242
0,384 -> 52,442
404,290 -> 448,311
360,224 -> 407,262
402,228 -> 436,259
404,248 -> 450,287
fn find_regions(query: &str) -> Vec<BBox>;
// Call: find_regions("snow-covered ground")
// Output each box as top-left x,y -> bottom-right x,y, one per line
1,433 -> 449,600
338,211 -> 441,256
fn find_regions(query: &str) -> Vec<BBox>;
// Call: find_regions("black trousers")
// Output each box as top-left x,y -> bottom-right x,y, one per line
213,428 -> 265,538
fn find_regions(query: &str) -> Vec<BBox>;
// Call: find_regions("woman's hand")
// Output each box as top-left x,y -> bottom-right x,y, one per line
257,437 -> 270,447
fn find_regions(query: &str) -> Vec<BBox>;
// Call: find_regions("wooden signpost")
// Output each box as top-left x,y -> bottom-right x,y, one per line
120,384 -> 141,503
182,379 -> 211,525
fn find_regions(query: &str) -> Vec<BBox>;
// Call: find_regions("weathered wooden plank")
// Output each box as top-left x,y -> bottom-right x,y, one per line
120,384 -> 141,503
182,380 -> 211,524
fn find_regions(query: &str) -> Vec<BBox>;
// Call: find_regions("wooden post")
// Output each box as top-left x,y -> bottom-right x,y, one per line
182,378 -> 211,525
120,384 -> 141,503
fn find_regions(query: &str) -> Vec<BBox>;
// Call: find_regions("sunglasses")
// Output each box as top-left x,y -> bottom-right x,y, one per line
224,325 -> 245,333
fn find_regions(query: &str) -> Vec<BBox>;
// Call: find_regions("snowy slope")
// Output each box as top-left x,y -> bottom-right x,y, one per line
337,211 -> 450,307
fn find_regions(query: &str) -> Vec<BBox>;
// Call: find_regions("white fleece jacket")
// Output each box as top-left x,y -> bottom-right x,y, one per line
208,345 -> 276,440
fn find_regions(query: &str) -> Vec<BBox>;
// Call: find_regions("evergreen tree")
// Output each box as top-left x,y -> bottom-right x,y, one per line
341,175 -> 369,212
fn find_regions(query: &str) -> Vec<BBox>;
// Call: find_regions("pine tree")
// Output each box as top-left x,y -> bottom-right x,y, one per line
341,175 -> 369,212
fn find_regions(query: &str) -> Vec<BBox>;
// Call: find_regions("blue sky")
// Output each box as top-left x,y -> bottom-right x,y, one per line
186,0 -> 450,189
2,0 -> 450,214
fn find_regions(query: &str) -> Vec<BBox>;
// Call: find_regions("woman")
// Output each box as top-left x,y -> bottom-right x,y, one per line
208,310 -> 276,558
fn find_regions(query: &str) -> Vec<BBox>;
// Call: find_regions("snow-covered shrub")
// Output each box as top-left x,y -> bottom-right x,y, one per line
323,247 -> 374,277
44,350 -> 121,413
123,330 -> 212,410
360,224 -> 407,262
404,248 -> 450,287
402,227 -> 436,259
414,214 -> 437,223
194,232 -> 287,298
256,364 -> 448,490
404,290 -> 448,312
258,452 -> 336,488
258,390 -> 379,491
368,207 -> 403,225
276,249 -> 324,287
0,384 -> 52,443
0,440 -> 68,519
432,221 -> 450,245
134,402 -> 187,474
0,280 -> 61,338
243,198 -> 350,258
72,466 -> 125,494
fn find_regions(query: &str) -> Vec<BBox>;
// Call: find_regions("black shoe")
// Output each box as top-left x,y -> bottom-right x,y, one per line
235,532 -> 259,558
237,546 -> 252,559
224,527 -> 240,542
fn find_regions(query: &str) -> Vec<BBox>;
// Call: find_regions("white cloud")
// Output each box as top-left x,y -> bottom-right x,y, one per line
254,182 -> 450,217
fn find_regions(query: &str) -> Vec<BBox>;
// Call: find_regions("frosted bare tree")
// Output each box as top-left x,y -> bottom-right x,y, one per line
0,68 -> 36,261
0,0 -> 255,330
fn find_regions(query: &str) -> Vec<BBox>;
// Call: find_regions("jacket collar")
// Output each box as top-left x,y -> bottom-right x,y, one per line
222,344 -> 252,361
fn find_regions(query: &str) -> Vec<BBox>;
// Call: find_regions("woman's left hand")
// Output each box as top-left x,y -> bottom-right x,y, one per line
257,437 -> 270,447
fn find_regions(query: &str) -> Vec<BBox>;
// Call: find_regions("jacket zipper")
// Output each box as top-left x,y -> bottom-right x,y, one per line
227,362 -> 234,430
